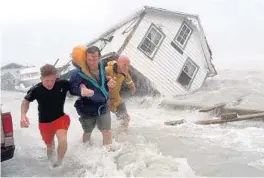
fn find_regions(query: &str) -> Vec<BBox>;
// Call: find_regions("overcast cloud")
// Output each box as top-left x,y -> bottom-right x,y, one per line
0,0 -> 263,70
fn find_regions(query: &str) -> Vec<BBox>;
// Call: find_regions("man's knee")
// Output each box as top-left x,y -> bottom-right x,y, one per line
83,132 -> 91,139
101,130 -> 112,136
57,137 -> 67,146
58,137 -> 67,143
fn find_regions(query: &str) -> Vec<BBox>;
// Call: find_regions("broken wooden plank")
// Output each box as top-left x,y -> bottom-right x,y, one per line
220,112 -> 237,120
160,99 -> 204,110
198,96 -> 246,113
199,102 -> 226,112
221,107 -> 262,115
53,58 -> 60,67
237,112 -> 264,120
196,112 -> 264,125
164,119 -> 185,126
196,117 -> 223,125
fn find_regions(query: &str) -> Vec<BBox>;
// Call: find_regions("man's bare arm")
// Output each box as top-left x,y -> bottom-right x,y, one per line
21,99 -> 30,116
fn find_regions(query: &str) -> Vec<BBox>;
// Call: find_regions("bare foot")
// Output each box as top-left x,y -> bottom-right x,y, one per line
47,151 -> 55,162
52,160 -> 63,168
104,144 -> 121,152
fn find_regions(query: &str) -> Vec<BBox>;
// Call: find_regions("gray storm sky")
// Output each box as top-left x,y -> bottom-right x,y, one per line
0,0 -> 263,70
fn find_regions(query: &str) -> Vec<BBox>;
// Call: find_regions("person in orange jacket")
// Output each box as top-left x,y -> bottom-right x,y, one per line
105,55 -> 136,128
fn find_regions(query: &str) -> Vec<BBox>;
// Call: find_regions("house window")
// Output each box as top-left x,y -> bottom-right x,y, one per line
177,58 -> 199,89
174,22 -> 192,49
138,24 -> 165,58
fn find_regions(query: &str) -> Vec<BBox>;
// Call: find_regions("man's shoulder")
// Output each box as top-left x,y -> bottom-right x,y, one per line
56,78 -> 69,84
70,69 -> 81,78
55,79 -> 71,91
25,83 -> 43,97
72,68 -> 79,73
28,82 -> 42,91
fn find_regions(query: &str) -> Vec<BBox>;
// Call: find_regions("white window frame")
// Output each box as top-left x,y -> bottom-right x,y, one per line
138,24 -> 165,59
173,22 -> 193,49
177,58 -> 199,89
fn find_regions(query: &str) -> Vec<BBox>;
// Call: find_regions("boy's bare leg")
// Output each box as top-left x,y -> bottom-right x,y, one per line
47,143 -> 54,161
53,129 -> 67,167
46,135 -> 55,161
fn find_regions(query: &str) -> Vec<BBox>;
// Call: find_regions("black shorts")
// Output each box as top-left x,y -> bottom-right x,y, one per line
115,102 -> 129,120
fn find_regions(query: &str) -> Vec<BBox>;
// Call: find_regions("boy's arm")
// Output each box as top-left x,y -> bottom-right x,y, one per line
21,99 -> 30,117
21,86 -> 37,128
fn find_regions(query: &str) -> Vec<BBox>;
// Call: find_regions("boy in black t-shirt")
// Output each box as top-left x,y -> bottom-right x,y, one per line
20,64 -> 70,167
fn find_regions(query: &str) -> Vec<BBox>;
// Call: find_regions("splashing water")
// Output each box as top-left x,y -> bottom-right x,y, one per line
1,69 -> 264,177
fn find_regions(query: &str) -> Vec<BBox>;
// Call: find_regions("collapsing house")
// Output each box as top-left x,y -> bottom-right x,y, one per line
76,6 -> 217,97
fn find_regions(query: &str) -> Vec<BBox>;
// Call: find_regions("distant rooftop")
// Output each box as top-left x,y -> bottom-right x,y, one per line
1,63 -> 25,70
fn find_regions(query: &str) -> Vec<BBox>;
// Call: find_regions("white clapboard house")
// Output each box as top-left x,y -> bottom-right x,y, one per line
85,6 -> 217,97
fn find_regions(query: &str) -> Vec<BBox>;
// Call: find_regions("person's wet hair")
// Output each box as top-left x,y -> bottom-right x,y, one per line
86,46 -> 101,57
40,64 -> 57,77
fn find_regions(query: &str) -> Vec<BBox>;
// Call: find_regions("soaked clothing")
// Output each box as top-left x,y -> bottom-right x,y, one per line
24,79 -> 70,123
39,114 -> 70,144
115,102 -> 129,120
69,62 -> 109,117
79,111 -> 111,133
105,61 -> 135,113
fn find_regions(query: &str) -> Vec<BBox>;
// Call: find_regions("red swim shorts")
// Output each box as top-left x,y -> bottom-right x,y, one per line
38,114 -> 70,145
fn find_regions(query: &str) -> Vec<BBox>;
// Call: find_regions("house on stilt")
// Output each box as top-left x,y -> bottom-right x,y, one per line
80,6 -> 217,97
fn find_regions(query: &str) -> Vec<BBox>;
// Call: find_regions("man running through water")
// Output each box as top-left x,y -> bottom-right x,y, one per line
20,64 -> 71,167
70,46 -> 116,145
105,55 -> 136,128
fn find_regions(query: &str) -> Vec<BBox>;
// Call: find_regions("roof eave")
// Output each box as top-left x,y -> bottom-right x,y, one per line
85,8 -> 145,47
143,6 -> 199,18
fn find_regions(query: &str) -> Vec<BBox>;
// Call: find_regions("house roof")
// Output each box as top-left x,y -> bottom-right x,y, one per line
85,6 -> 217,76
1,63 -> 25,70
86,6 -> 199,47
144,6 -> 199,18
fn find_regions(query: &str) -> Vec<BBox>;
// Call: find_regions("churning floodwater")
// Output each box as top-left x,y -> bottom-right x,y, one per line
1,69 -> 264,177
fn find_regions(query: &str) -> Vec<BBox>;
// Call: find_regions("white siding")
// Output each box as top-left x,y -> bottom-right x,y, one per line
90,18 -> 140,56
121,12 -> 209,96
